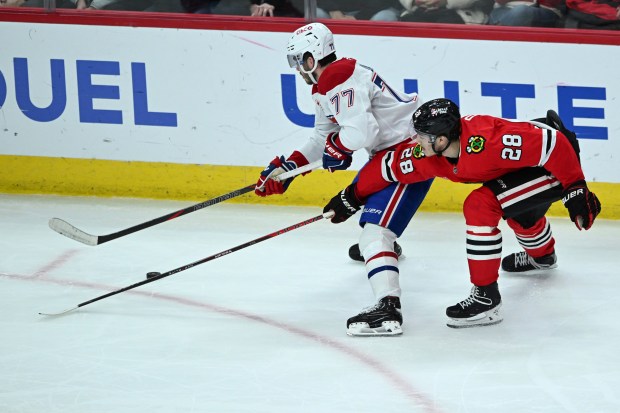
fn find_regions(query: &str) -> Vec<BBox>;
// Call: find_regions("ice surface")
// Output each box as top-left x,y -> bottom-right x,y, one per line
1,194 -> 619,413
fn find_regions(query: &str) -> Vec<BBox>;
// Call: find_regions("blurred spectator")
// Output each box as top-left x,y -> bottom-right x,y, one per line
180,0 -> 219,13
15,0 -> 72,6
18,0 -> 82,7
316,0 -> 404,21
248,0 -> 303,16
0,0 -> 25,6
182,0 -> 303,16
16,0 -> 156,9
79,0 -> 155,10
489,0 -> 564,27
565,0 -> 620,28
144,0 -> 184,11
399,0 -> 494,23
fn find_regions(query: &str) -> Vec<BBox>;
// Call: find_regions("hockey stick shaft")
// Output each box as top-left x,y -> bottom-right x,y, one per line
39,213 -> 329,316
49,160 -> 322,246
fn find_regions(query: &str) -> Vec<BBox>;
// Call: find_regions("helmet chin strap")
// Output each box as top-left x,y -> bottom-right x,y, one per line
306,71 -> 319,85
299,57 -> 319,84
431,138 -> 448,157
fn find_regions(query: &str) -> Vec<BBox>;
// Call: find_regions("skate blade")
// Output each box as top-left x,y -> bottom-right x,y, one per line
503,263 -> 558,273
347,321 -> 403,337
447,306 -> 503,329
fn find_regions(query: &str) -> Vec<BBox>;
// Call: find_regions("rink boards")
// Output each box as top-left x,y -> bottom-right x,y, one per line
2,154 -> 618,219
0,12 -> 618,218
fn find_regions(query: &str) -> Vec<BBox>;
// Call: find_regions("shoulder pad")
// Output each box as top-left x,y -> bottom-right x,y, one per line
317,58 -> 357,95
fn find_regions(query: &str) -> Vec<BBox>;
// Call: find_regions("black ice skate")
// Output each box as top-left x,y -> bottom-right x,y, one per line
348,242 -> 402,262
446,282 -> 502,328
347,296 -> 403,336
501,251 -> 557,273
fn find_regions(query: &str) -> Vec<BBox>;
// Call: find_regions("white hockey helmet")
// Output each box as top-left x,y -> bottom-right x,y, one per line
286,22 -> 335,73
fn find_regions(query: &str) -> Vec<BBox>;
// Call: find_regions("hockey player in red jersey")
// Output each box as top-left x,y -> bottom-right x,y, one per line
254,22 -> 434,336
323,98 -> 601,328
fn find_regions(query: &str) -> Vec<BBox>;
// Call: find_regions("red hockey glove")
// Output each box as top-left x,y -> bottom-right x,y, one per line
255,156 -> 297,197
561,180 -> 601,230
323,184 -> 364,223
323,133 -> 353,172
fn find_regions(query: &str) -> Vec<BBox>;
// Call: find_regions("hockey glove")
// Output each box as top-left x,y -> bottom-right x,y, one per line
561,180 -> 601,230
255,156 -> 297,197
323,184 -> 364,223
323,133 -> 353,172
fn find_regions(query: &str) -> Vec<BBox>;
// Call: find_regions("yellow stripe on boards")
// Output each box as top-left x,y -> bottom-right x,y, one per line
1,155 -> 618,219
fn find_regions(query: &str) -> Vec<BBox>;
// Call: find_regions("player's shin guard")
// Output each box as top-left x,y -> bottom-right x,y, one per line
348,241 -> 402,262
360,224 -> 401,299
367,252 -> 400,299
463,187 -> 504,286
466,225 -> 502,286
507,216 -> 555,257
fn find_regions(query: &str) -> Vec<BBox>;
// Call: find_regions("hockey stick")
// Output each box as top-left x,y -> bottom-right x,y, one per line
39,212 -> 331,316
49,160 -> 322,246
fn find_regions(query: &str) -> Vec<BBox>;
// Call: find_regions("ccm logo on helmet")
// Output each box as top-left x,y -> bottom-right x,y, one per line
296,26 -> 313,34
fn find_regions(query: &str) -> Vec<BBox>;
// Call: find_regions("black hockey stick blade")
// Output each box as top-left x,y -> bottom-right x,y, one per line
39,212 -> 330,316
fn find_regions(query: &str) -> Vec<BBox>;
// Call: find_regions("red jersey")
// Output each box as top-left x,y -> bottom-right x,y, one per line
356,115 -> 585,198
566,0 -> 620,21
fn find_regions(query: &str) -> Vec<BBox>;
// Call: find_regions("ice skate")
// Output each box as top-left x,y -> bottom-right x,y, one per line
446,282 -> 502,328
348,242 -> 402,262
347,296 -> 403,336
501,251 -> 557,272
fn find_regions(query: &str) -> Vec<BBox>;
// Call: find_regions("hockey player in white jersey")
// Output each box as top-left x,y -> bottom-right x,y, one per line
255,22 -> 433,336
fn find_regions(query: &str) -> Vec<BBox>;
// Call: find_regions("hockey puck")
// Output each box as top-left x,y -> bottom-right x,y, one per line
146,272 -> 161,279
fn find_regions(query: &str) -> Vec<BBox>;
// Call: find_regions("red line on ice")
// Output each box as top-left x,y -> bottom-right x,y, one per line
5,269 -> 443,413
31,249 -> 79,279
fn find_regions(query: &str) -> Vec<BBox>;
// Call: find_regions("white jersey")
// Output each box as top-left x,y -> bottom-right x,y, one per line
297,58 -> 421,163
